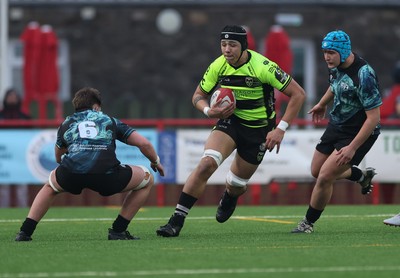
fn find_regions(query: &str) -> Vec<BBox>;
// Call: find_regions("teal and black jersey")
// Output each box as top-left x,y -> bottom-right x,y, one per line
328,53 -> 382,134
199,50 -> 292,128
56,109 -> 135,174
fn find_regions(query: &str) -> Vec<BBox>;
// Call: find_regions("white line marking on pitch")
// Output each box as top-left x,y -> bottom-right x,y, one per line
0,213 -> 395,223
1,266 -> 400,277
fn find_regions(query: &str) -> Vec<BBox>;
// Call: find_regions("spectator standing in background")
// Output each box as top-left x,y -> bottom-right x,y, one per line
0,88 -> 31,120
0,89 -> 31,208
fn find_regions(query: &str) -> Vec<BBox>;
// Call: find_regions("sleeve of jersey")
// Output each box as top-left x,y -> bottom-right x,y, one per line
263,61 -> 292,92
199,56 -> 224,95
114,117 -> 135,143
55,123 -> 66,149
358,65 -> 383,110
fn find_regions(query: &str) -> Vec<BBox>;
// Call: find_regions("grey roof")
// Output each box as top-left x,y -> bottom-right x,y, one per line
8,0 -> 400,6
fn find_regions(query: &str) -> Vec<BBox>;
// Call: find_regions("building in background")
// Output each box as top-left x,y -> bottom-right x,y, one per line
2,0 -> 399,119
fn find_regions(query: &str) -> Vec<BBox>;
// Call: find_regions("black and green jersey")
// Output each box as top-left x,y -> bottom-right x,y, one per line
199,50 -> 292,128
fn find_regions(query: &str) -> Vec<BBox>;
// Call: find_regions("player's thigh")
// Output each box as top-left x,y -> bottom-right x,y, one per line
311,150 -> 330,178
122,165 -> 152,192
204,129 -> 236,159
351,134 -> 378,165
318,151 -> 351,182
49,167 -> 65,192
229,152 -> 259,180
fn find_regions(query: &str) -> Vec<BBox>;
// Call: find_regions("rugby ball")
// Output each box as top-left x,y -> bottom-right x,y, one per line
210,88 -> 236,108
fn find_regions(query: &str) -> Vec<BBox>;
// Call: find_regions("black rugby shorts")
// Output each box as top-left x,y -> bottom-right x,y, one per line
55,164 -> 132,196
214,117 -> 272,165
316,124 -> 379,165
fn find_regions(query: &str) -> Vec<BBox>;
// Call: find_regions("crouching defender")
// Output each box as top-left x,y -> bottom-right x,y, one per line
156,25 -> 306,237
15,87 -> 164,241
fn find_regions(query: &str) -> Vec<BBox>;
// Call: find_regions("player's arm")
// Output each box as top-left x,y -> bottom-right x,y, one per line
265,78 -> 305,153
55,146 -> 67,163
279,78 -> 306,126
55,126 -> 68,163
308,87 -> 334,123
126,131 -> 164,175
318,87 -> 334,106
351,107 -> 380,149
192,85 -> 234,119
336,107 -> 380,166
192,85 -> 210,114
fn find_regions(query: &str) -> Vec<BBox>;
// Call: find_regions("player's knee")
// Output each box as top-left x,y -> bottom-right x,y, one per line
133,166 -> 153,191
202,149 -> 223,167
316,171 -> 335,185
311,168 -> 319,179
195,149 -> 222,177
226,170 -> 249,188
311,166 -> 320,178
48,170 -> 63,193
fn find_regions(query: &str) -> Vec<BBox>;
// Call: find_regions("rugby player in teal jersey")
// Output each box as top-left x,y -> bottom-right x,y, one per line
292,30 -> 382,233
16,87 -> 165,241
157,25 -> 306,237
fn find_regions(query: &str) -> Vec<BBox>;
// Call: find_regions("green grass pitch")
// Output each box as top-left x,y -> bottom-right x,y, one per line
1,205 -> 400,278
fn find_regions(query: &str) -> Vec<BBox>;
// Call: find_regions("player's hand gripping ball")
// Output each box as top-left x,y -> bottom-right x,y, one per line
210,88 -> 236,108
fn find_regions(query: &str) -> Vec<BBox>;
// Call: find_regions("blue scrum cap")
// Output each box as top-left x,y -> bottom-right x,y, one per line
321,30 -> 351,63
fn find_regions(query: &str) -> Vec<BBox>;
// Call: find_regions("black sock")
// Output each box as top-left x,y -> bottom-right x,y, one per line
20,217 -> 38,236
225,190 -> 238,201
305,205 -> 324,224
174,192 -> 198,217
347,166 -> 363,182
112,214 -> 130,233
